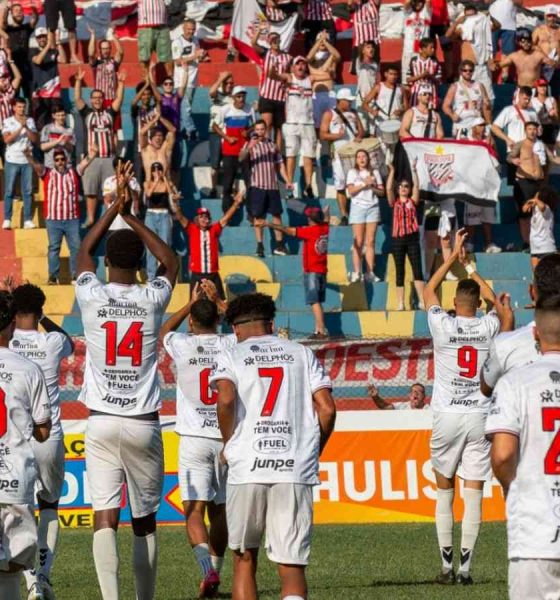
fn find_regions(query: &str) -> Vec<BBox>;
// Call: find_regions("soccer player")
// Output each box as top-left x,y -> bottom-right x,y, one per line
9,284 -> 74,600
75,171 -> 179,600
423,229 -> 513,585
160,281 -> 234,597
481,253 -> 560,397
211,293 -> 336,600
0,291 -> 51,600
486,294 -> 560,600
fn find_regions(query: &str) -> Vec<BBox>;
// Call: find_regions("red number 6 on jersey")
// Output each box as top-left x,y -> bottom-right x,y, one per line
199,368 -> 218,406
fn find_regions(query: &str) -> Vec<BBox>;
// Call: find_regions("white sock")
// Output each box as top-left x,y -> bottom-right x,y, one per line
210,555 -> 224,574
459,488 -> 483,575
22,569 -> 37,590
435,488 -> 455,573
93,528 -> 119,600
0,571 -> 22,599
283,596 -> 305,600
193,543 -> 213,577
133,532 -> 157,600
37,508 -> 59,579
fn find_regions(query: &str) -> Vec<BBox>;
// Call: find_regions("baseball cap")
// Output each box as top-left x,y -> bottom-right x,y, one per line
517,29 -> 531,40
534,78 -> 548,87
469,117 -> 486,128
293,55 -> 308,64
35,27 -> 48,37
545,5 -> 558,15
417,85 -> 432,96
304,206 -> 324,222
232,85 -> 247,96
336,88 -> 356,102
196,207 -> 211,216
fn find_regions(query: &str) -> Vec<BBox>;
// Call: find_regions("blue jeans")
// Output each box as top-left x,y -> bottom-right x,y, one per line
4,162 -> 32,221
45,218 -> 81,279
181,92 -> 196,134
145,210 -> 172,280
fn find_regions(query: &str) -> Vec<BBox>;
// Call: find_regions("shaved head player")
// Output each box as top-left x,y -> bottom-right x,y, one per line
75,178 -> 178,600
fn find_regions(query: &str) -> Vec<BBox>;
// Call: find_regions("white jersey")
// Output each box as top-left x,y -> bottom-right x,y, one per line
75,272 -> 172,416
482,322 -> 538,391
209,335 -> 331,485
452,80 -> 484,123
163,332 -> 236,438
428,305 -> 500,413
330,109 -> 359,151
530,205 -> 556,256
285,75 -> 314,126
10,329 -> 72,440
0,347 -> 50,505
375,83 -> 404,121
486,354 -> 560,559
409,107 -> 437,138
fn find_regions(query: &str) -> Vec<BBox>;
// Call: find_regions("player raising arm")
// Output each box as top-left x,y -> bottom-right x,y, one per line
480,253 -> 560,398
0,291 -> 52,600
75,165 -> 178,600
8,284 -> 74,600
486,294 -> 560,600
423,229 -> 513,586
211,293 -> 336,600
159,281 -> 233,598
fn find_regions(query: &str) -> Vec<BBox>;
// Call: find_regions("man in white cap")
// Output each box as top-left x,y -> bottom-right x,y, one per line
270,55 -> 331,199
532,5 -> 560,94
400,85 -> 444,139
319,87 -> 364,224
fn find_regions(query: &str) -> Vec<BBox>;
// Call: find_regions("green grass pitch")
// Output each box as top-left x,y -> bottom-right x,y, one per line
43,522 -> 508,599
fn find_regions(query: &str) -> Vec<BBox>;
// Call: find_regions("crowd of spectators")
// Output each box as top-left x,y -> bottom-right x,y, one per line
0,0 -> 558,337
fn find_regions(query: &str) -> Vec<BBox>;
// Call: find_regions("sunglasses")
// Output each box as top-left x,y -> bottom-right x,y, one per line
151,165 -> 163,171
163,81 -> 174,86
462,68 -> 474,73
54,157 -> 66,163
399,183 -> 411,187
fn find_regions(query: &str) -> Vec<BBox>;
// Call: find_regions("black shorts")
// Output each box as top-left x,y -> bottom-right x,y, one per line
514,178 -> 543,220
429,24 -> 451,49
248,187 -> 283,219
257,97 -> 285,130
190,272 -> 225,300
45,0 -> 76,31
424,215 -> 456,232
541,124 -> 559,146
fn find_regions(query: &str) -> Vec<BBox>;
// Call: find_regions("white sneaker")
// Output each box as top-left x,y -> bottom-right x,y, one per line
445,272 -> 458,281
364,272 -> 381,283
2,219 -> 10,229
485,243 -> 502,254
23,220 -> 36,229
397,301 -> 405,311
349,272 -> 362,283
418,301 -> 425,310
27,581 -> 45,600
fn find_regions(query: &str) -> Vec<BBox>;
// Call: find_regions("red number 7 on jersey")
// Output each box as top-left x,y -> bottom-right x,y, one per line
259,367 -> 284,417
543,407 -> 560,475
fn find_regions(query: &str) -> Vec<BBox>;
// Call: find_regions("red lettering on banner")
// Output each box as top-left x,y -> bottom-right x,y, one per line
406,339 -> 433,381
372,341 -> 402,380
345,343 -> 374,381
59,340 -> 86,387
316,344 -> 346,381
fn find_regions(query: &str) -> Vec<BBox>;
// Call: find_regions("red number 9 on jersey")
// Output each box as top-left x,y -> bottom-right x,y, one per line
458,345 -> 478,379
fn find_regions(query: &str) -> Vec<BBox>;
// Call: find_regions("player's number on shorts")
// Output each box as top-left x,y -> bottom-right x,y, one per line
101,321 -> 144,367
542,407 -> 560,475
0,388 -> 6,437
458,345 -> 478,379
200,368 -> 218,406
259,367 -> 284,417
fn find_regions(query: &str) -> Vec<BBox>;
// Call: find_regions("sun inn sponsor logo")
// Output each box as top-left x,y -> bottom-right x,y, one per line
253,436 -> 291,455
424,146 -> 454,188
250,458 -> 295,472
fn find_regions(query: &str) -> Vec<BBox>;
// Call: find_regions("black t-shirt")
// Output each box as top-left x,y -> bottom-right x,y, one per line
6,23 -> 34,57
30,47 -> 59,92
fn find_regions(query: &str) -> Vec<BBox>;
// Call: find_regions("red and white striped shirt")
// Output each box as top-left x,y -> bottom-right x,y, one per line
80,106 -> 115,158
92,58 -> 119,100
259,51 -> 291,102
305,0 -> 333,21
138,0 -> 168,27
0,85 -> 15,128
353,0 -> 380,46
265,5 -> 288,21
186,222 -> 223,274
42,167 -> 80,221
408,56 -> 441,107
244,138 -> 283,190
392,197 -> 419,238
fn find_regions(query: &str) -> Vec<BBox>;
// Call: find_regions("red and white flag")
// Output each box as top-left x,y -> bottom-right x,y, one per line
231,0 -> 297,64
401,138 -> 500,207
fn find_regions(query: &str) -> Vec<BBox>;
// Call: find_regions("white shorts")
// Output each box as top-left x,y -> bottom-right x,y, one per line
473,64 -> 495,103
33,437 -> 65,505
312,91 -> 336,128
283,123 -> 316,158
463,203 -> 496,226
349,202 -> 380,224
227,483 -> 313,565
178,435 -> 227,504
0,504 -> 37,571
509,558 -> 560,600
332,156 -> 346,192
85,416 -> 163,518
430,411 -> 491,481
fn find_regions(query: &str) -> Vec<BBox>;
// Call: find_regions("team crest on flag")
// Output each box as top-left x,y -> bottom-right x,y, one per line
424,146 -> 455,188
